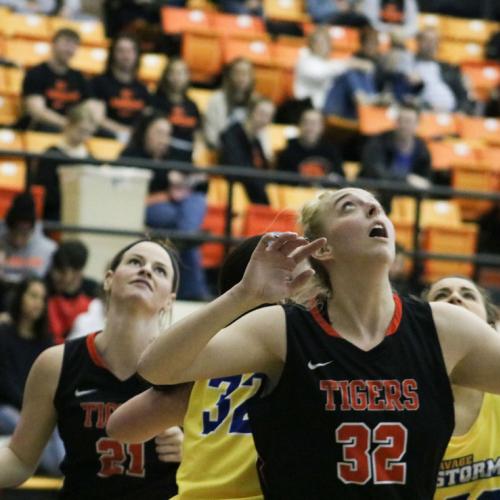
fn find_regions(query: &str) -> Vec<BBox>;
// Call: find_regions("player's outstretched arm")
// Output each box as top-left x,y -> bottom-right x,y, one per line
432,302 -> 500,394
107,384 -> 192,444
137,233 -> 325,385
0,346 -> 63,487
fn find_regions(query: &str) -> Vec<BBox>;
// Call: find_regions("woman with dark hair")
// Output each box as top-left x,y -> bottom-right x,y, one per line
0,239 -> 187,499
90,33 -> 152,142
121,114 -> 209,300
204,57 -> 257,149
0,277 -> 63,475
154,58 -> 201,163
108,235 -> 266,499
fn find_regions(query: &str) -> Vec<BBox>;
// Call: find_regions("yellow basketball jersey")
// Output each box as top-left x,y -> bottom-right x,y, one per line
173,374 -> 264,500
435,392 -> 500,499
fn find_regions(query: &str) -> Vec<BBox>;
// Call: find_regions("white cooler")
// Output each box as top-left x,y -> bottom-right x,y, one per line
59,165 -> 152,280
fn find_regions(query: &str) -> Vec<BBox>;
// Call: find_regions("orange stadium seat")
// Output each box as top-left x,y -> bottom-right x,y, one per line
213,13 -> 265,38
357,104 -> 397,135
0,128 -> 26,191
452,164 -> 500,220
0,159 -> 26,190
0,95 -> 20,126
272,36 -> 305,69
0,67 -> 25,97
182,31 -> 223,83
23,131 -> 62,153
240,203 -> 297,236
223,36 -> 272,65
0,184 -> 45,219
263,0 -> 309,23
418,13 -> 445,32
49,17 -> 107,47
86,137 -> 123,161
422,223 -> 478,281
5,39 -> 51,68
461,62 -> 500,101
71,46 -> 107,75
426,140 -> 480,170
3,13 -> 51,40
440,17 -> 499,44
438,41 -> 484,65
161,7 -> 214,34
200,204 -> 229,268
254,64 -> 286,103
138,53 -> 168,84
416,112 -> 457,140
478,146 -> 500,167
457,116 -> 500,145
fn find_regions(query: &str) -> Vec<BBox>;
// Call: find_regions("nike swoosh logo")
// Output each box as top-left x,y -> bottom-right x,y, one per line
75,389 -> 98,398
308,360 -> 334,370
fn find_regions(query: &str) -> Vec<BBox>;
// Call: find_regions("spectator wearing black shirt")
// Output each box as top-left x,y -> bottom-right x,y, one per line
277,108 -> 343,181
121,113 -> 209,300
35,103 -> 99,222
220,97 -> 275,205
154,58 -> 201,163
0,277 -> 63,475
90,33 -> 152,143
46,240 -> 100,344
20,28 -> 90,132
360,105 -> 432,194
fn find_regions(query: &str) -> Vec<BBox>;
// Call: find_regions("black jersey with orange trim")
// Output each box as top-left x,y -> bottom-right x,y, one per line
248,295 -> 454,500
53,332 -> 178,500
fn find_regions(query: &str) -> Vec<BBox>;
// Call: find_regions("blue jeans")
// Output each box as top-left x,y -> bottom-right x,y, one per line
146,193 -> 209,300
0,404 -> 65,476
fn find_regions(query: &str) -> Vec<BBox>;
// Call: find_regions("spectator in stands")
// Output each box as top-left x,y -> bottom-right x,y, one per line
154,58 -> 201,163
121,113 -> 209,300
204,58 -> 257,149
307,0 -> 370,27
478,203 -> 500,256
0,277 -> 63,476
46,240 -> 100,344
0,193 -> 57,286
360,104 -> 432,192
323,26 -> 383,118
19,28 -> 90,132
90,33 -> 152,143
413,28 -> 473,113
360,0 -> 419,38
294,26 -> 374,111
220,0 -> 263,16
220,96 -> 275,205
277,108 -> 344,180
35,103 -> 99,222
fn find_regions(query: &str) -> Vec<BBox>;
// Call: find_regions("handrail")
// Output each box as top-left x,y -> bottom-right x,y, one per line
2,148 -> 499,282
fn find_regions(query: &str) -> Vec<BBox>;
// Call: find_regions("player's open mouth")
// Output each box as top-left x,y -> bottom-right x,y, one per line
369,223 -> 388,238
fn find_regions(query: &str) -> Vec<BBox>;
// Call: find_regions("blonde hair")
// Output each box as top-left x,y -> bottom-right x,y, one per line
67,103 -> 99,127
293,190 -> 338,307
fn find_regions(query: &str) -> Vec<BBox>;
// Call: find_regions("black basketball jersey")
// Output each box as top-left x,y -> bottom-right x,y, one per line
53,333 -> 178,500
248,295 -> 454,499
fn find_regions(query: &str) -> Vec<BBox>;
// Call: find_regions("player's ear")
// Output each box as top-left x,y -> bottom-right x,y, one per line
103,270 -> 113,293
312,243 -> 333,262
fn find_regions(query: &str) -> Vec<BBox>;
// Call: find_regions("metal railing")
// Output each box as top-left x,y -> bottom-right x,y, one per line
3,148 -> 500,283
